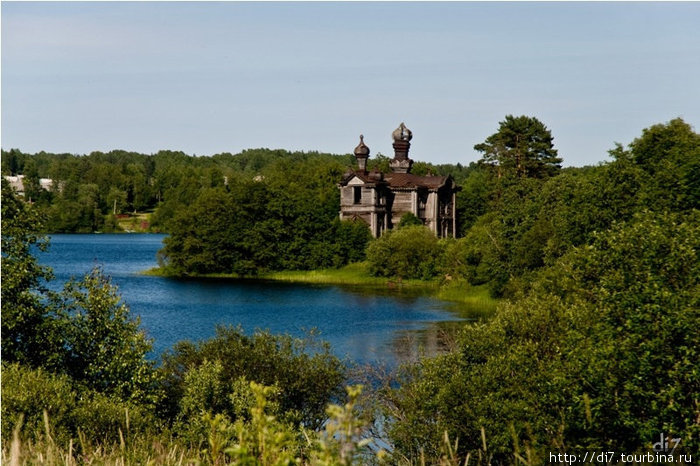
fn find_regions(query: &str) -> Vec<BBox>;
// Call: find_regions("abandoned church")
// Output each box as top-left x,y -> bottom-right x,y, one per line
339,123 -> 460,238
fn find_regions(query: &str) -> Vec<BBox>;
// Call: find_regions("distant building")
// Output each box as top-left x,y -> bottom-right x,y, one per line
3,175 -> 55,197
339,123 -> 460,238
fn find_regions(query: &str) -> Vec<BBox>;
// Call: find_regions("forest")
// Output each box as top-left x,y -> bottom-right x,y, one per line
2,117 -> 699,464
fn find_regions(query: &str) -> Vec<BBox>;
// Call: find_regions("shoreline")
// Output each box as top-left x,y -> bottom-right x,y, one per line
143,262 -> 499,311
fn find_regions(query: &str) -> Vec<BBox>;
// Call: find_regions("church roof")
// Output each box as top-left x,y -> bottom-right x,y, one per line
339,170 -> 387,186
384,173 -> 451,190
339,170 -> 454,190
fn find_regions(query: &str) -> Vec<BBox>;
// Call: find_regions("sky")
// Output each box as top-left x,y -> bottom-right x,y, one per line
2,2 -> 699,167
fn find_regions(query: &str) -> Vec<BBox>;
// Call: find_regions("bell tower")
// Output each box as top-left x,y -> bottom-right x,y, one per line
353,134 -> 370,173
390,122 -> 413,174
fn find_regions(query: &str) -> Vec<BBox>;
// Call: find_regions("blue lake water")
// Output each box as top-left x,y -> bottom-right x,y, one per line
38,234 -> 467,366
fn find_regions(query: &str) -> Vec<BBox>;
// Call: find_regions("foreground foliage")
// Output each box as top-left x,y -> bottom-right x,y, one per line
1,179 -> 58,367
3,380 -> 376,466
159,326 -> 346,431
384,210 -> 699,462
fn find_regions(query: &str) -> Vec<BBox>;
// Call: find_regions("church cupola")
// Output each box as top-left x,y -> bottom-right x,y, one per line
390,122 -> 413,173
354,134 -> 370,173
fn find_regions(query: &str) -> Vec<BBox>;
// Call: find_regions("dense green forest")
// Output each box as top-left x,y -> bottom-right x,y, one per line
2,117 -> 698,464
0,146 -> 472,235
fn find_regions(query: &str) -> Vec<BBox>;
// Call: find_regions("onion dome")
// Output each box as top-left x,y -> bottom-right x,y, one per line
392,122 -> 413,142
354,134 -> 370,157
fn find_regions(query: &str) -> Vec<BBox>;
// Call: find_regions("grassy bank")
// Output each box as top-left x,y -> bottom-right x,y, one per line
268,263 -> 498,310
145,262 -> 394,284
434,281 -> 497,310
144,262 -> 498,311
265,262 -> 428,286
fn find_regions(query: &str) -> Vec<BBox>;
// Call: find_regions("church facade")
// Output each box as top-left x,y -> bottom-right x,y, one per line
339,123 -> 460,238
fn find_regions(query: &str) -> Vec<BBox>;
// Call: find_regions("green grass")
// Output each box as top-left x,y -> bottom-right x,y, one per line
436,281 -> 497,309
266,263 -> 498,310
141,266 -> 190,278
3,407 -> 509,466
264,265 -> 500,314
143,262 -> 429,285
265,262 -> 428,286
142,262 -> 499,310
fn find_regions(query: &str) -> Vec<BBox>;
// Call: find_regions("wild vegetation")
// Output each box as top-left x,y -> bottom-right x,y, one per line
2,116 -> 698,464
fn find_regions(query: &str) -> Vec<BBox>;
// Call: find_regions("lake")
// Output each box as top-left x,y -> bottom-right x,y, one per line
39,234 -> 470,366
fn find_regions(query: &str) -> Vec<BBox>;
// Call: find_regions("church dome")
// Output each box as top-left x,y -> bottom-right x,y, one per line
354,134 -> 370,157
392,122 -> 413,142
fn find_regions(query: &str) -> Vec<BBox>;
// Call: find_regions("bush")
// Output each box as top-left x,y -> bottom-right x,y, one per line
366,225 -> 443,280
57,268 -> 161,406
159,326 -> 346,430
73,392 -> 157,443
397,212 -> 423,228
330,219 -> 372,265
564,210 -> 700,451
3,179 -> 161,407
1,363 -> 158,446
1,363 -> 77,445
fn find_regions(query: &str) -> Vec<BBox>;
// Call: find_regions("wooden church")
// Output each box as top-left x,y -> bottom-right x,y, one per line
339,123 -> 460,238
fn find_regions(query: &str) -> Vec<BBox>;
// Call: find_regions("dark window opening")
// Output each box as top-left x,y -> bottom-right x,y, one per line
353,186 -> 362,204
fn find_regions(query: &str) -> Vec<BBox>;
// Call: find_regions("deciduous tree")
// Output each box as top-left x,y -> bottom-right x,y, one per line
1,179 -> 62,367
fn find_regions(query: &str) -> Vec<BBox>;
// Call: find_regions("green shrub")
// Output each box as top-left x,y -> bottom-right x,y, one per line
57,268 -> 161,406
159,326 -> 346,431
1,362 -> 77,445
367,225 -> 443,280
1,363 -> 158,446
73,391 -> 157,443
397,212 -> 423,229
331,219 -> 372,265
2,183 -> 161,408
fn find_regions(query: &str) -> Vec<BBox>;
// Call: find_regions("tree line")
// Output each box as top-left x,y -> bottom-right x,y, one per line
1,147 -> 350,233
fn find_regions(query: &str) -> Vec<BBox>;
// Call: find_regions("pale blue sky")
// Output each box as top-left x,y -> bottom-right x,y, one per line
2,2 -> 699,166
